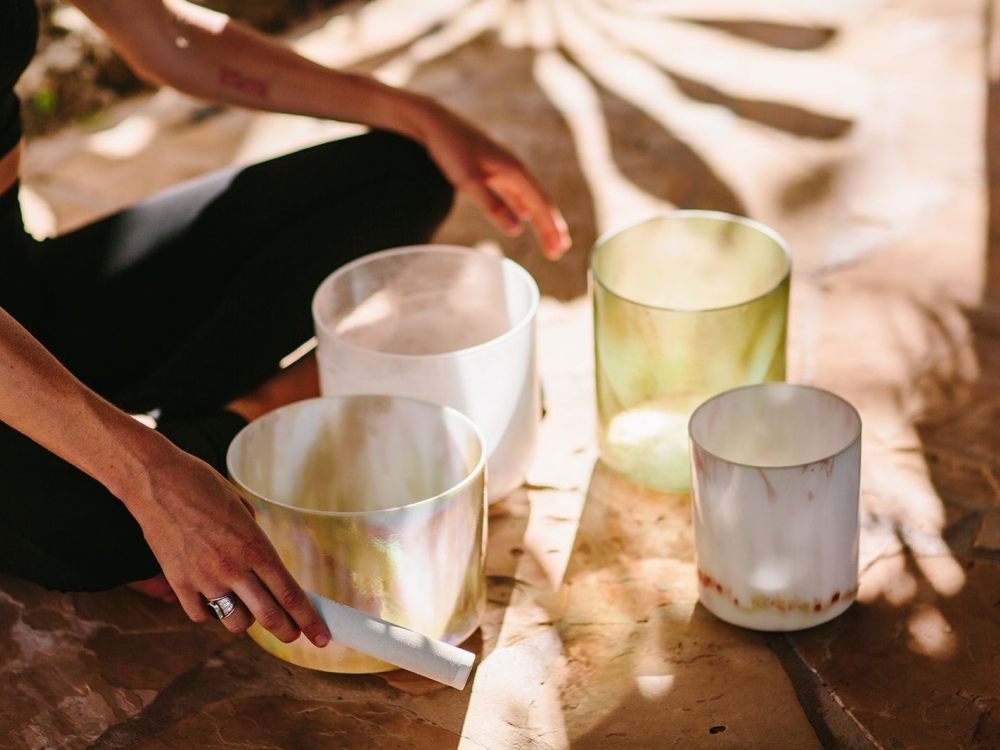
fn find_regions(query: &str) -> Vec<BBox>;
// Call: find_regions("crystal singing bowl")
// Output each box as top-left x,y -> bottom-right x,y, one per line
312,245 -> 540,502
590,210 -> 791,493
688,383 -> 862,631
226,395 -> 487,673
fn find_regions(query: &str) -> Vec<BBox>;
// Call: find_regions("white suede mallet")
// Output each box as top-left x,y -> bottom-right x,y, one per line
307,592 -> 476,690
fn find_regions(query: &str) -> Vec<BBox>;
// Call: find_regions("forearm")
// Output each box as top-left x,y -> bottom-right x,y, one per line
0,306 -> 173,510
68,0 -> 570,257
0,307 -> 332,642
70,0 -> 438,142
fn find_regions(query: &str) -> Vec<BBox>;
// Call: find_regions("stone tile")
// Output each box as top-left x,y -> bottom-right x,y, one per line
0,575 -> 236,750
923,448 -> 1000,512
130,695 -> 462,750
975,509 -> 1000,552
550,463 -> 822,748
788,555 -> 1000,749
91,638 -> 481,750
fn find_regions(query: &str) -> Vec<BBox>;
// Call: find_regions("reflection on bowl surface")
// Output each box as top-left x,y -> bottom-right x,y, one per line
312,245 -> 540,502
591,210 -> 791,492
227,395 -> 487,672
689,383 -> 862,632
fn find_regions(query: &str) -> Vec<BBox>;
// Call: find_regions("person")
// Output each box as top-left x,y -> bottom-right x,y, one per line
0,0 -> 569,649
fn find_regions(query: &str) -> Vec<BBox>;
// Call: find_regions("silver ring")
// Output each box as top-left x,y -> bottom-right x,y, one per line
205,593 -> 239,620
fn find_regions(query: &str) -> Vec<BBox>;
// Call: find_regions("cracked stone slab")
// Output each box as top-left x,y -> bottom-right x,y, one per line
787,555 -> 1000,749
975,510 -> 1000,552
0,574 -> 236,750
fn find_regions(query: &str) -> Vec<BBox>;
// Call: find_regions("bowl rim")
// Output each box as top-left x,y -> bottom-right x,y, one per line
688,382 -> 863,470
589,209 -> 792,314
225,394 -> 488,516
311,244 -> 540,360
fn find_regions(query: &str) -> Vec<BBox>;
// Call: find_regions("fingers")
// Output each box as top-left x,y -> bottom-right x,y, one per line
187,574 -> 330,647
254,563 -> 331,648
225,540 -> 330,645
176,585 -> 253,635
127,573 -> 177,603
227,581 -> 296,640
461,176 -> 571,261
458,162 -> 570,260
460,178 -> 523,238
169,547 -> 331,647
175,585 -> 213,624
204,590 -> 255,634
488,170 -> 571,260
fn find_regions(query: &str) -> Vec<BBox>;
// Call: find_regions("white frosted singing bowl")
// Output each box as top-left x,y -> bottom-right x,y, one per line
312,245 -> 540,501
688,383 -> 862,631
226,395 -> 487,673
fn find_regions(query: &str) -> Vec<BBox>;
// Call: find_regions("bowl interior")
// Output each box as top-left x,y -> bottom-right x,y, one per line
227,395 -> 485,513
591,212 -> 790,312
313,246 -> 537,357
689,383 -> 861,468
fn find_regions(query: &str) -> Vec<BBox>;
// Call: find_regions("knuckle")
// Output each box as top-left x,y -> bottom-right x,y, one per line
240,539 -> 273,569
225,618 -> 250,635
213,549 -> 243,577
457,171 -> 486,193
274,628 -> 300,644
214,560 -> 239,580
256,607 -> 286,633
274,585 -> 306,611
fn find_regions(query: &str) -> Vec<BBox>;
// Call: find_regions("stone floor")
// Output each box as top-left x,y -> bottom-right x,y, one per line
4,0 -> 1000,747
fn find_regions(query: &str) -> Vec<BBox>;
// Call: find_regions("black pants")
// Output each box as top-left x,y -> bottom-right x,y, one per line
0,130 -> 454,592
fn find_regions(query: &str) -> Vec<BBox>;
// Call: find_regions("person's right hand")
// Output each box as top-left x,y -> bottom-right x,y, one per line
129,440 -> 331,647
408,98 -> 571,260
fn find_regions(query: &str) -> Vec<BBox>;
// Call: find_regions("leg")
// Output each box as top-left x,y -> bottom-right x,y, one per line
23,130 -> 454,417
225,349 -> 320,423
0,420 -> 161,592
0,131 -> 454,592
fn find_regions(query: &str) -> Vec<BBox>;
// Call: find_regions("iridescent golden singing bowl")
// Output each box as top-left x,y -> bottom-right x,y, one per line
226,395 -> 487,673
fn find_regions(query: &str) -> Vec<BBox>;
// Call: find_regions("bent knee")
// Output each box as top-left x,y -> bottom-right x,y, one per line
364,130 -> 455,208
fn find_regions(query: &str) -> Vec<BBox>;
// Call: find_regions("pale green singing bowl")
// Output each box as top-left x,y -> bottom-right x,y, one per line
226,395 -> 487,673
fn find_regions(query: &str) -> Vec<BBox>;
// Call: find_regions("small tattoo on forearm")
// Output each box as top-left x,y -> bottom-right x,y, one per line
219,66 -> 268,98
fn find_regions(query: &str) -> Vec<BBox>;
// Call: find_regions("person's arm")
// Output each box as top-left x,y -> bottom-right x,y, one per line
0,306 -> 331,647
69,0 -> 571,258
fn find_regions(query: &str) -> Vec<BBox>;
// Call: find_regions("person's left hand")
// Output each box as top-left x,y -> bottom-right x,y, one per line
410,99 -> 571,260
